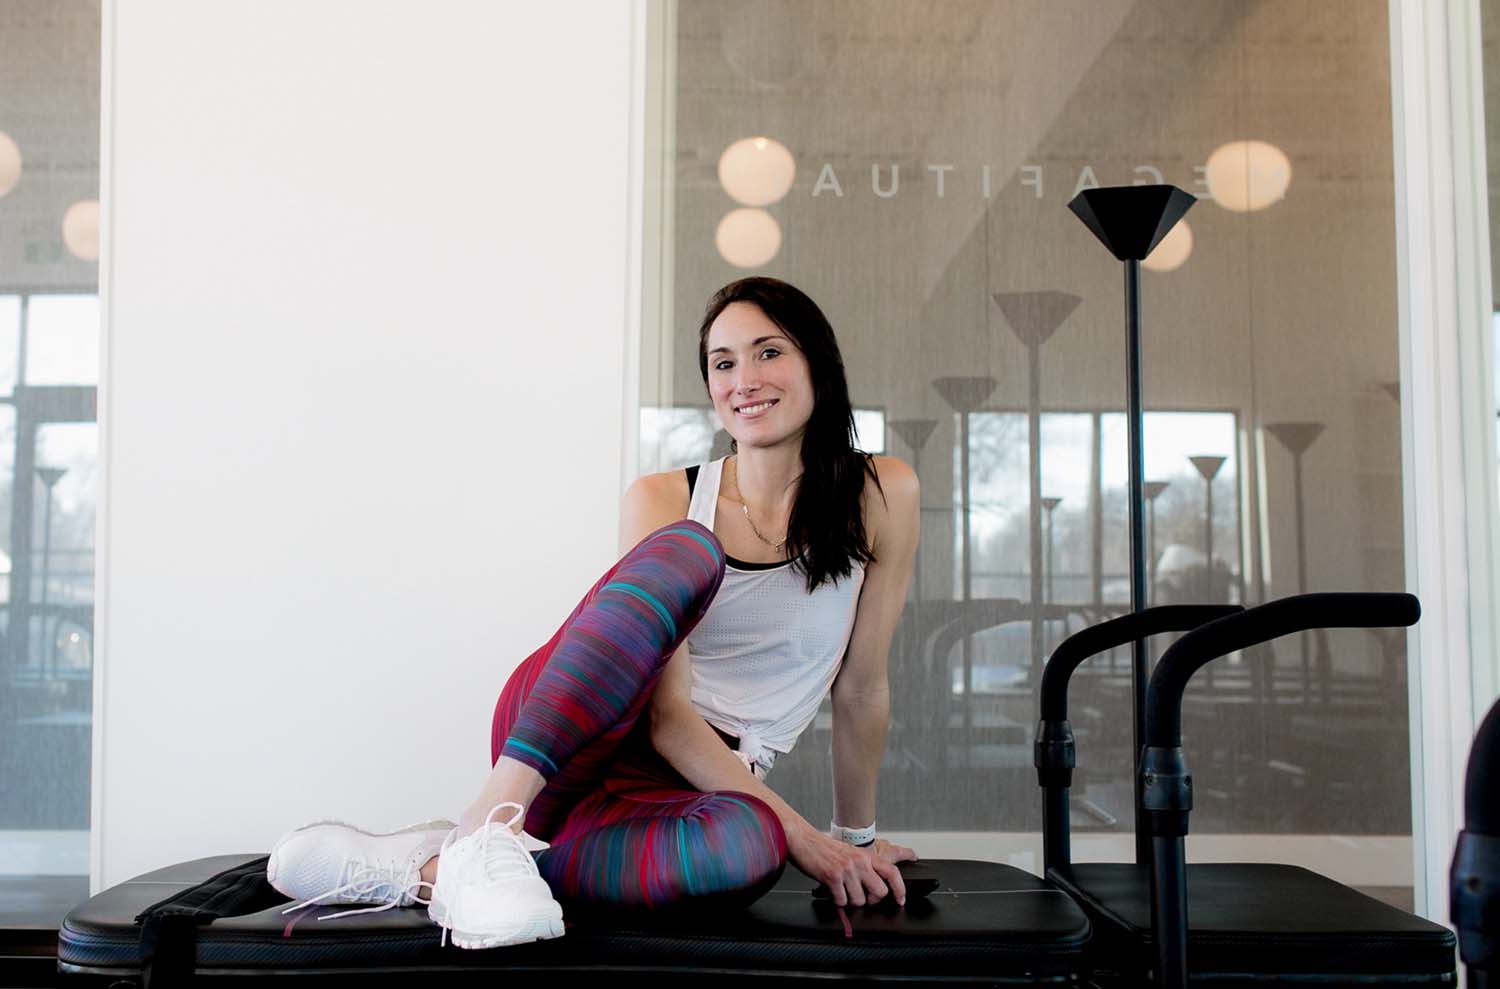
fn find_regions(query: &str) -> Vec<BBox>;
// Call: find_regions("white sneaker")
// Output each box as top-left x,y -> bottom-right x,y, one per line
428,802 -> 565,949
268,818 -> 455,920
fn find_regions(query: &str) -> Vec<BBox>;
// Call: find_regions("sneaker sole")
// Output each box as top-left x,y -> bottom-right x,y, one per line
267,818 -> 455,889
429,896 -> 565,949
451,908 -> 566,950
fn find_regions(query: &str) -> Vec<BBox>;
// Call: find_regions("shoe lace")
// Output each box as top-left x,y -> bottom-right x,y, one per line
280,852 -> 434,922
436,801 -> 539,948
475,802 -> 542,883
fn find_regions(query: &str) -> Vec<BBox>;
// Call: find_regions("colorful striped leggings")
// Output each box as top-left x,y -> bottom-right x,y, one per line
490,519 -> 789,909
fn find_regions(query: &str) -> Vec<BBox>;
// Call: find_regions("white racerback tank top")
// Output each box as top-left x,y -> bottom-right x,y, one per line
684,456 -> 866,779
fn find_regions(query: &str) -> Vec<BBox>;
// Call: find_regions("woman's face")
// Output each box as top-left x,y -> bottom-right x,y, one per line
705,301 -> 815,452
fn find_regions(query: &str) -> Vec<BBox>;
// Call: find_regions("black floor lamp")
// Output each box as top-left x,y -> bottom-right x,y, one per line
993,291 -> 1081,694
1145,479 -> 1170,604
1041,496 -> 1062,605
933,376 -> 998,759
1067,183 -> 1195,861
1265,421 -> 1326,695
1188,455 -> 1226,602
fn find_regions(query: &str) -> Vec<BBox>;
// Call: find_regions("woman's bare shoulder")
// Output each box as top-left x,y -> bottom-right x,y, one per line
864,454 -> 919,500
620,467 -> 694,553
627,467 -> 692,516
861,455 -> 919,549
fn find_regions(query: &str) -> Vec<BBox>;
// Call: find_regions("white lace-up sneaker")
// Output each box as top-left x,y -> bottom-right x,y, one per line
268,818 -> 455,920
428,802 -> 565,949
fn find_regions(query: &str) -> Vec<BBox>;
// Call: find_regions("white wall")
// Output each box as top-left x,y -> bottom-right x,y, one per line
94,0 -> 639,889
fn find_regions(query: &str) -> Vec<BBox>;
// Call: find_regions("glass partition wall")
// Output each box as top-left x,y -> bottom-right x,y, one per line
0,1 -> 101,920
639,0 -> 1410,893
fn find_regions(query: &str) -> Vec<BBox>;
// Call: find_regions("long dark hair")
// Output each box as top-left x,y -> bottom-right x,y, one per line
697,277 -> 884,593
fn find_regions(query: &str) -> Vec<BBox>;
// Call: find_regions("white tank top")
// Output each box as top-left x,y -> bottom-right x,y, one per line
684,456 -> 867,780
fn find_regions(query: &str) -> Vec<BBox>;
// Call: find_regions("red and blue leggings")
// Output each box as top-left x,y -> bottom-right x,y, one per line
490,519 -> 789,909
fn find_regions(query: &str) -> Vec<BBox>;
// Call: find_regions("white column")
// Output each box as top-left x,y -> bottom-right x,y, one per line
1387,0 -> 1500,918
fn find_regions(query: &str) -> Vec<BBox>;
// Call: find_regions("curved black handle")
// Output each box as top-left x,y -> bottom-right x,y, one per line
1039,605 -> 1241,721
1453,697 -> 1500,980
1145,592 -> 1420,748
1467,698 -> 1500,834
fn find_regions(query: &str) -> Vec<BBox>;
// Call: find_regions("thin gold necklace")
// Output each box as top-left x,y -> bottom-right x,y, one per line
729,456 -> 787,551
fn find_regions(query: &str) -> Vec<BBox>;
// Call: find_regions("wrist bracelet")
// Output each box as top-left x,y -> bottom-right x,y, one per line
830,821 -> 876,847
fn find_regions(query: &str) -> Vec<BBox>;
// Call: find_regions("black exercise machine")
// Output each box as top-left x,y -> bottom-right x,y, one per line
59,843 -> 1093,985
57,594 -> 1464,986
1042,592 -> 1456,986
1035,604 -> 1240,874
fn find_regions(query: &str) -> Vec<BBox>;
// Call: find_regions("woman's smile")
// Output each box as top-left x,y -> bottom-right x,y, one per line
735,399 -> 779,419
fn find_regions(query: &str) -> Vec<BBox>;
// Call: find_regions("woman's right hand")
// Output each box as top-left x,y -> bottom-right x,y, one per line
788,826 -> 908,907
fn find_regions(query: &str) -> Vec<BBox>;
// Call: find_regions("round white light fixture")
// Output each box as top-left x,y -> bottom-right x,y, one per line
1143,219 -> 1193,273
718,137 -> 796,206
62,199 -> 100,261
715,208 -> 781,268
1205,140 -> 1291,212
0,132 -> 21,198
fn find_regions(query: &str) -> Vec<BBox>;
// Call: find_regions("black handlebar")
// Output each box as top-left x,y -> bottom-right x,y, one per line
1145,593 -> 1419,749
1454,697 -> 1500,985
1038,605 -> 1241,722
1143,591 -> 1422,989
1035,604 -> 1239,875
1467,699 -> 1500,834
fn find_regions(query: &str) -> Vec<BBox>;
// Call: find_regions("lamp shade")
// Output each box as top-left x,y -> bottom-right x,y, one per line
718,137 -> 796,206
1068,185 -> 1195,261
715,208 -> 781,268
1205,140 -> 1292,212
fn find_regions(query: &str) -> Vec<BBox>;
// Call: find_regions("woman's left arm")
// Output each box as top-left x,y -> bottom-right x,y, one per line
830,456 -> 920,835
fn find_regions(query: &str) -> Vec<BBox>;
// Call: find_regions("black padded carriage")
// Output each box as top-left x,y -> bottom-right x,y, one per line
58,853 -> 1091,985
1037,595 -> 1456,986
1049,861 -> 1457,986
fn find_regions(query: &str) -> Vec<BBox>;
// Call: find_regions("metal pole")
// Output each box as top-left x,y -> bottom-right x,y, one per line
961,412 -> 972,602
1202,476 -> 1217,689
1125,258 -> 1150,864
1028,341 -> 1045,693
1152,835 -> 1189,989
1203,476 -> 1214,601
1148,497 -> 1159,605
1043,784 -> 1070,871
1091,412 -> 1104,612
960,411 -> 973,756
1045,505 -> 1055,604
1294,450 -> 1310,693
40,486 -> 54,673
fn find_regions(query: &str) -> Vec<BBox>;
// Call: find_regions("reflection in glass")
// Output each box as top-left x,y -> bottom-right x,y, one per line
1103,412 -> 1241,606
852,409 -> 885,454
27,295 -> 100,387
639,406 -> 719,473
4,418 -> 96,834
0,0 -> 102,892
0,298 -> 19,396
644,0 -> 1411,873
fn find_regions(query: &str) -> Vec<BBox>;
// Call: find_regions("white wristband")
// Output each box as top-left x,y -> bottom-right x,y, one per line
830,821 -> 876,847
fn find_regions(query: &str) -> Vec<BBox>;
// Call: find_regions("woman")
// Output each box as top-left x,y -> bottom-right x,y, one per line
267,277 -> 922,950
